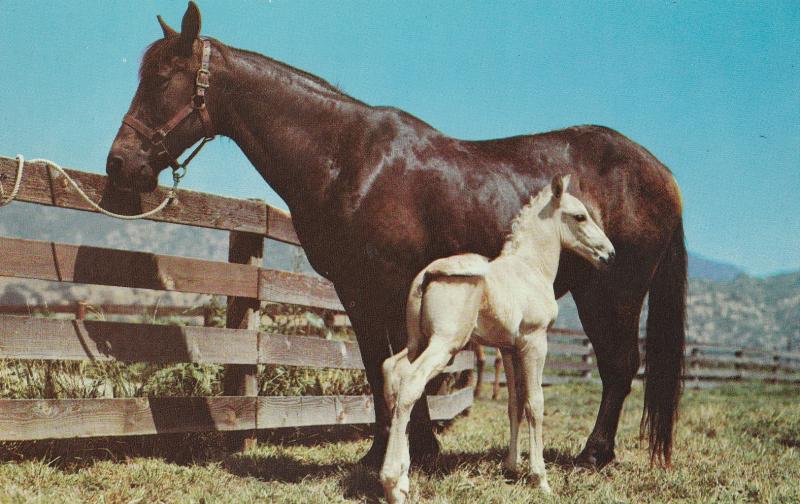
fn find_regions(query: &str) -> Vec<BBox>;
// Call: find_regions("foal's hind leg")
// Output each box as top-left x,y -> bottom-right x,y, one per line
380,278 -> 482,504
502,350 -> 525,473
382,348 -> 410,414
519,329 -> 551,494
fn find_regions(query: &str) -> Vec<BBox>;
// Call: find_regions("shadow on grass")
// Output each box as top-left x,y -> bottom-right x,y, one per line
0,432 -> 230,469
0,424 -> 371,470
0,423 -> 583,503
224,451 -> 386,503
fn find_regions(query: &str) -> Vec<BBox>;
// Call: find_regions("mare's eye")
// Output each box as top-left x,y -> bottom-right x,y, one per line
574,214 -> 587,222
151,75 -> 170,89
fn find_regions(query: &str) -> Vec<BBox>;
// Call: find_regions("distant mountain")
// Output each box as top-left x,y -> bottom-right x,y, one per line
1,202 -> 797,350
557,272 -> 800,351
688,253 -> 745,281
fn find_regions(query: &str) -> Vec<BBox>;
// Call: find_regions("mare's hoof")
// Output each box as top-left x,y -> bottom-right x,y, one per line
575,446 -> 615,469
409,434 -> 441,466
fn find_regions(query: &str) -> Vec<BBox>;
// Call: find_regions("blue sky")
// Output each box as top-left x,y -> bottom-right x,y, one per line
1,1 -> 798,276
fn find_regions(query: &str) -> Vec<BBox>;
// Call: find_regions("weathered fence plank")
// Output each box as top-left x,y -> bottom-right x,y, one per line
0,397 -> 256,440
0,156 -> 268,234
428,387 -> 475,420
0,315 -> 475,371
0,387 -> 475,441
259,269 -> 344,311
0,237 -> 259,298
260,333 -> 364,369
0,315 -> 257,364
257,395 -> 375,428
266,207 -> 300,245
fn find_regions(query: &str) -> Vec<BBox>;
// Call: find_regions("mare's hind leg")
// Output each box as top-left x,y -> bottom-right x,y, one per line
519,329 -> 551,493
572,280 -> 644,468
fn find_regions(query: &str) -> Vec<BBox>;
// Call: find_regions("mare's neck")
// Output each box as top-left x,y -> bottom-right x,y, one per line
211,44 -> 370,211
499,198 -> 562,284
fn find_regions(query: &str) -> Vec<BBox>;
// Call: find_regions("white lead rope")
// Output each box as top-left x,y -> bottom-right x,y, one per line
1,155 -> 178,220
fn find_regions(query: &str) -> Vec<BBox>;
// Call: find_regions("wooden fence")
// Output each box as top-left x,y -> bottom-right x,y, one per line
0,156 -> 474,443
481,328 -> 800,388
1,156 -> 798,442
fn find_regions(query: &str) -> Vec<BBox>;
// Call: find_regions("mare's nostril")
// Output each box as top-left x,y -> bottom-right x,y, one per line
106,155 -> 124,179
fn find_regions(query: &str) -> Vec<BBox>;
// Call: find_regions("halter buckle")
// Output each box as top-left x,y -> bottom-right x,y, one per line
196,69 -> 210,89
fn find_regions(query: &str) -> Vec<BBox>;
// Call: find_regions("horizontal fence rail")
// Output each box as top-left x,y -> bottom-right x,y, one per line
0,391 -> 474,441
0,156 -> 300,243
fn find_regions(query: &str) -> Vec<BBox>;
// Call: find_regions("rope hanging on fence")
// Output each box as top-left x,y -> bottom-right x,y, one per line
1,155 -> 180,220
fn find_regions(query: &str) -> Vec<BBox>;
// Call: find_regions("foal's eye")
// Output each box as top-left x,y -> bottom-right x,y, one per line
574,214 -> 587,222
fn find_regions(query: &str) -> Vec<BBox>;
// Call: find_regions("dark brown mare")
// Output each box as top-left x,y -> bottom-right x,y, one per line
107,3 -> 686,468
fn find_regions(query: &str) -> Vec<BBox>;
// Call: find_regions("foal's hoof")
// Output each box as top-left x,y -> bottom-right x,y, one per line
575,446 -> 615,469
501,457 -> 520,475
380,471 -> 410,504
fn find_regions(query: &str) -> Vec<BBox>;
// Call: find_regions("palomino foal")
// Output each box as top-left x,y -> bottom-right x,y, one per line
380,174 -> 615,503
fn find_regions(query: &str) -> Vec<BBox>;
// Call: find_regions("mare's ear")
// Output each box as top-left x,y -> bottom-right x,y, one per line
562,174 -> 572,193
157,15 -> 177,38
551,173 -> 564,200
178,1 -> 202,56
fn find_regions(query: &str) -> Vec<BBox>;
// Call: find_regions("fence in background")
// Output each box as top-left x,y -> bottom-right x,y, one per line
0,156 -> 473,444
480,327 -> 800,389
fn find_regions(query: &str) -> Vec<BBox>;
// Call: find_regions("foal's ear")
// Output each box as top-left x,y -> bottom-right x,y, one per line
551,173 -> 564,200
178,1 -> 202,56
157,15 -> 177,38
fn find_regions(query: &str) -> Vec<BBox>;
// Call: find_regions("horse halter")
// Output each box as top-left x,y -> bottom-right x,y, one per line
121,39 -> 215,180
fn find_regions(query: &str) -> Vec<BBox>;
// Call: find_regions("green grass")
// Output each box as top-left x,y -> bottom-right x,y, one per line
1,381 -> 798,503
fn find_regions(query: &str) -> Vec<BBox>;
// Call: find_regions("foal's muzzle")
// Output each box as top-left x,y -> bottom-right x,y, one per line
599,250 -> 616,267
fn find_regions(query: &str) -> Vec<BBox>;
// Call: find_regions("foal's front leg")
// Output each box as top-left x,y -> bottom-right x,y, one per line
519,330 -> 551,493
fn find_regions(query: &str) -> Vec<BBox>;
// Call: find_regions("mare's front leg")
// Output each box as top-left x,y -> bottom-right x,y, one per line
519,329 -> 551,494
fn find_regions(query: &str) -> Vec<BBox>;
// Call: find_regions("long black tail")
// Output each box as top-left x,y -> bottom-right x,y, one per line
641,221 -> 687,466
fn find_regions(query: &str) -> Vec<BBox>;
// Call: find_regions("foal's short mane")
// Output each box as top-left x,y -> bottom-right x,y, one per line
502,185 -> 555,254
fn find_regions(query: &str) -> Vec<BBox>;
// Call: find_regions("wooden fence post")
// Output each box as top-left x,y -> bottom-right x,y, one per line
75,300 -> 88,321
581,338 -> 593,380
223,231 -> 263,451
690,347 -> 701,385
771,353 -> 780,382
734,349 -> 744,380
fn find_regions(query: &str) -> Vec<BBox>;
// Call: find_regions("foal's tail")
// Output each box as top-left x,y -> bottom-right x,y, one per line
641,220 -> 687,466
405,268 -> 429,359
405,254 -> 489,359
